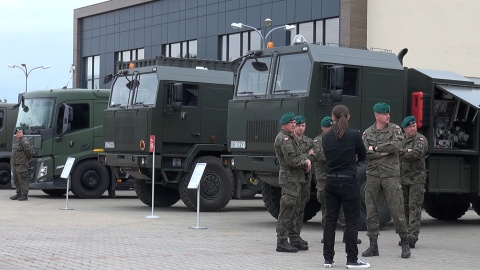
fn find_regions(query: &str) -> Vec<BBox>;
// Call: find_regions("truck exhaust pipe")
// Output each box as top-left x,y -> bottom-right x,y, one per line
397,48 -> 408,66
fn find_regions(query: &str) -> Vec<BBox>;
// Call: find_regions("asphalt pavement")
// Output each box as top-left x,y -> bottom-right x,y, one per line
0,189 -> 478,270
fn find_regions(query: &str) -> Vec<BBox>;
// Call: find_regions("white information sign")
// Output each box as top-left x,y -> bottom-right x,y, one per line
187,163 -> 207,189
60,157 -> 76,179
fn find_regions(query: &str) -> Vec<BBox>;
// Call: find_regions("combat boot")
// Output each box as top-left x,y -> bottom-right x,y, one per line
290,236 -> 308,246
289,239 -> 308,251
276,239 -> 298,253
400,236 -> 411,258
361,236 -> 379,257
10,193 -> 21,200
398,234 -> 416,248
18,194 -> 28,201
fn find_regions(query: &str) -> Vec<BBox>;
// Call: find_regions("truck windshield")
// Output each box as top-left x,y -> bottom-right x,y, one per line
110,73 -> 158,108
236,57 -> 272,97
272,53 -> 311,94
16,98 -> 54,130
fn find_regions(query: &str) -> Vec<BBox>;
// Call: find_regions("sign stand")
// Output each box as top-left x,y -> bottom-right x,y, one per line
146,135 -> 159,219
188,163 -> 207,229
60,157 -> 75,210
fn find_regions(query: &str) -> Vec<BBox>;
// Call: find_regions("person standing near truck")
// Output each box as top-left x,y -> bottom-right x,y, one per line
10,128 -> 32,201
322,105 -> 369,269
361,102 -> 411,259
290,115 -> 314,251
399,116 -> 428,248
274,112 -> 312,253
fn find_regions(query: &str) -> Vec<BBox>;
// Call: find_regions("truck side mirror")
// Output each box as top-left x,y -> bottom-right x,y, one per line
172,83 -> 183,111
57,103 -> 73,139
328,65 -> 344,102
103,74 -> 113,84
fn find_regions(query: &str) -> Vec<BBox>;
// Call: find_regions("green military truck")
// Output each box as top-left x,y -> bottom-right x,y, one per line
99,56 -> 252,212
222,38 -> 480,229
0,103 -> 19,189
15,89 -> 130,198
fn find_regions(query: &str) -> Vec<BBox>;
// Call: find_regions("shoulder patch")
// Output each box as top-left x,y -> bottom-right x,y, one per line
313,139 -> 318,143
394,125 -> 400,129
419,137 -> 424,141
284,137 -> 289,141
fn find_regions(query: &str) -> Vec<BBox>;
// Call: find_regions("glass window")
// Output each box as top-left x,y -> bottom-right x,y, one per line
298,22 -> 314,44
343,68 -> 358,96
315,20 -> 324,44
133,73 -> 158,106
0,110 -> 4,130
250,32 -> 261,50
236,57 -> 272,96
122,51 -> 130,61
228,33 -> 240,61
273,53 -> 311,93
221,36 -> 227,61
110,76 -> 132,107
84,55 -> 100,89
137,48 -> 144,60
188,40 -> 197,58
86,57 -> 93,80
68,104 -> 90,132
182,84 -> 199,106
16,98 -> 55,130
242,32 -> 249,55
170,43 -> 181,58
325,18 -> 340,46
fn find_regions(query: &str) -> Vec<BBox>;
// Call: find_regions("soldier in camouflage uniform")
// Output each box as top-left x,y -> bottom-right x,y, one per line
398,116 -> 428,249
274,112 -> 312,253
291,115 -> 314,251
10,128 -> 32,201
361,103 -> 411,259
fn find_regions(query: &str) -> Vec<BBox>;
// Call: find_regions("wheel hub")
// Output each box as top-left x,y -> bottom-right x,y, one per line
0,169 -> 10,185
81,170 -> 101,189
200,173 -> 221,199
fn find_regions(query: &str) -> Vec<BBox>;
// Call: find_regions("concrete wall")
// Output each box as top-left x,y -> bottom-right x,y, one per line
367,0 -> 480,77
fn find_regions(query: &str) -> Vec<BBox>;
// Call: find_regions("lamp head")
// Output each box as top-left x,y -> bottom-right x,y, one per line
8,64 -> 15,68
21,63 -> 26,67
264,18 -> 272,27
231,22 -> 243,30
42,65 -> 50,69
285,25 -> 296,31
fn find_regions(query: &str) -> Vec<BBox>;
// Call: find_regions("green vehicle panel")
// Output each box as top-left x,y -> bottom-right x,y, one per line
0,103 -> 19,188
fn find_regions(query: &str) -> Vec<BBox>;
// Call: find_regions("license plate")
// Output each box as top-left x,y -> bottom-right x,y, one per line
230,141 -> 246,149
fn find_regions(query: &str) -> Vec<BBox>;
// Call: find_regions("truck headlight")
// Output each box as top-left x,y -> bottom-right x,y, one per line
38,162 -> 48,178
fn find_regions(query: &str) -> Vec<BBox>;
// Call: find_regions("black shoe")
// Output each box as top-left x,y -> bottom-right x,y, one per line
18,194 -> 28,201
324,260 -> 335,268
276,242 -> 298,253
346,259 -> 370,269
290,241 -> 309,251
10,194 -> 21,200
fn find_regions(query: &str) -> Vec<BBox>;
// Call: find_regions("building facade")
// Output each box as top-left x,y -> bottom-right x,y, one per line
73,0 -> 367,89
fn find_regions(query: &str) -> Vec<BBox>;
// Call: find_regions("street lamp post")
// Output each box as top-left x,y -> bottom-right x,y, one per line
231,19 -> 296,49
8,64 -> 50,93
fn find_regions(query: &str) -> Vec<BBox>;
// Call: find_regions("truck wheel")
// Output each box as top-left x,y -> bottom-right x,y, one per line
262,183 -> 281,219
178,156 -> 234,212
0,163 -> 12,189
424,193 -> 470,220
134,179 -> 180,207
472,198 -> 480,216
357,164 -> 391,231
42,189 -> 67,197
71,160 -> 109,199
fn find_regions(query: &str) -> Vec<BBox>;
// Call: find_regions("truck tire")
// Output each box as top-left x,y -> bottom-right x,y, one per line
134,179 -> 180,207
472,198 -> 480,216
0,163 -> 12,189
71,160 -> 109,199
262,183 -> 321,222
42,189 -> 67,197
178,156 -> 234,212
424,193 -> 470,220
357,164 -> 391,231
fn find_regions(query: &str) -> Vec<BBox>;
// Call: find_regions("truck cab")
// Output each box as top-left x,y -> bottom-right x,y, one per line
0,103 -> 19,188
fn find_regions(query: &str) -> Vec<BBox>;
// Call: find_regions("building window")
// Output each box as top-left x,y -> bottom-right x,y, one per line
164,40 -> 197,58
0,110 -> 3,130
292,18 -> 339,46
220,30 -> 261,61
85,55 -> 100,89
117,48 -> 145,62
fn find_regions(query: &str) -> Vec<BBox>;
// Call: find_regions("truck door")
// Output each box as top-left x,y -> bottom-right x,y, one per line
0,108 -> 6,151
52,101 -> 94,176
338,67 -> 362,130
162,82 -> 201,143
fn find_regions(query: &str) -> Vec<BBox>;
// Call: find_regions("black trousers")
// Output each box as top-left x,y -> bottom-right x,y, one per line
323,176 -> 360,263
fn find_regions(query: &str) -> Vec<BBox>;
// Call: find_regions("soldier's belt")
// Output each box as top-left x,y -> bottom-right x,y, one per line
326,174 -> 354,178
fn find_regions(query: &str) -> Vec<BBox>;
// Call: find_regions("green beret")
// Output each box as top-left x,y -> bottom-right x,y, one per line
373,102 -> 390,113
401,116 -> 416,128
14,127 -> 22,134
321,116 -> 333,127
295,115 -> 306,124
279,112 -> 296,125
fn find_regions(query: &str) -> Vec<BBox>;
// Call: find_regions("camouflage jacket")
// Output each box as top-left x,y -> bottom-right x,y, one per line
274,129 -> 309,184
399,132 -> 428,185
312,134 -> 327,181
11,138 -> 32,167
362,122 -> 403,178
294,134 -> 314,181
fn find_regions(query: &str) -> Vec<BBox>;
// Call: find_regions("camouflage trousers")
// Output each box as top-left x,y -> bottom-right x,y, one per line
291,176 -> 311,238
276,181 -> 301,241
12,165 -> 29,195
402,183 -> 425,240
365,176 -> 407,237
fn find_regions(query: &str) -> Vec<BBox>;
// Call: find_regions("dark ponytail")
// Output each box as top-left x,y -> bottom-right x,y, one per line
332,105 -> 349,140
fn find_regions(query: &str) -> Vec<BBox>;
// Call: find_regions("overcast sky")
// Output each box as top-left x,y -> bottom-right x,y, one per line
1,0 -> 105,103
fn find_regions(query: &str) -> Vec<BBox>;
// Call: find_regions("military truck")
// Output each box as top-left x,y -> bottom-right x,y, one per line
0,103 -> 19,189
222,37 -> 480,229
98,56 -> 252,212
15,89 -> 131,198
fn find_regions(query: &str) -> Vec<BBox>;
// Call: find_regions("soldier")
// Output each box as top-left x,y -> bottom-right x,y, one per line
322,105 -> 369,269
361,102 -> 411,258
10,128 -> 32,201
398,116 -> 428,248
274,112 -> 311,253
291,115 -> 315,251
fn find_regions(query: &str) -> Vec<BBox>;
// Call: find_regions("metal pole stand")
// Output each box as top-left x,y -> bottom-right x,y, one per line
189,188 -> 207,229
60,176 -> 74,210
146,142 -> 159,219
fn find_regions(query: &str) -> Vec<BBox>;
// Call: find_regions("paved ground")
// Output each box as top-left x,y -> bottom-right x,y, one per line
0,189 -> 478,270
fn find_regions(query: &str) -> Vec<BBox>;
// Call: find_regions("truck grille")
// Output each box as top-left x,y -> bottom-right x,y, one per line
246,119 -> 278,143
